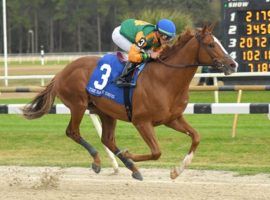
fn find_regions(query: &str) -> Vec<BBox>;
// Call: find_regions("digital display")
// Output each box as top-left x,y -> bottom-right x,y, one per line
222,0 -> 270,72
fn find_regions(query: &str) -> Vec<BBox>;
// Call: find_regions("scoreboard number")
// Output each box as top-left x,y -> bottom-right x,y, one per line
228,25 -> 237,34
230,12 -> 236,21
228,38 -> 237,48
230,52 -> 237,59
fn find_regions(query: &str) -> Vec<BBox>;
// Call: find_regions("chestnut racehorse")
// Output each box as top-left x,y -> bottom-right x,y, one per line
23,25 -> 237,180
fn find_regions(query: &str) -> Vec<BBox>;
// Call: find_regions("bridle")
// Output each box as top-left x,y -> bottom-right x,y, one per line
157,32 -> 223,69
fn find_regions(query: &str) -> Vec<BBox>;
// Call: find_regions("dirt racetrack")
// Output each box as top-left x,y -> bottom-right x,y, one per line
0,166 -> 269,200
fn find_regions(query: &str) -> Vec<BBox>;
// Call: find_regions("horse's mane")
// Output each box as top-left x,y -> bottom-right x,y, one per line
160,28 -> 195,60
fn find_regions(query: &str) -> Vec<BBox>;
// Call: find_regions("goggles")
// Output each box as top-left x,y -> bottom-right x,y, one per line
159,32 -> 174,41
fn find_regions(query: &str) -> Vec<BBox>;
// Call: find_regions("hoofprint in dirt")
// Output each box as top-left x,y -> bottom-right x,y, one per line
0,166 -> 269,200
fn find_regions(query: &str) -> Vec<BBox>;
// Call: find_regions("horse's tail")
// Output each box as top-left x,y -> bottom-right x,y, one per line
23,78 -> 56,120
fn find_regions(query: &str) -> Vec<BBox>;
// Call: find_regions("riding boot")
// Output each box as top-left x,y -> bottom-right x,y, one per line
115,62 -> 136,87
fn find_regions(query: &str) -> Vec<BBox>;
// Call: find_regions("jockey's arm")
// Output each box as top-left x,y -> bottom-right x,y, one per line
150,46 -> 164,59
128,31 -> 150,63
128,44 -> 149,63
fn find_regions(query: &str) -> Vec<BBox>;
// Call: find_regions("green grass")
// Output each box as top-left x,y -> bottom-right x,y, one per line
189,91 -> 270,103
0,91 -> 270,174
0,114 -> 269,174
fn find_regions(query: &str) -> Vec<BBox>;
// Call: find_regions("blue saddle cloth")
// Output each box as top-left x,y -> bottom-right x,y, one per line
86,54 -> 145,105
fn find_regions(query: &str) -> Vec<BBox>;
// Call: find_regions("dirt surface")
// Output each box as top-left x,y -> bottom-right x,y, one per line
0,166 -> 269,200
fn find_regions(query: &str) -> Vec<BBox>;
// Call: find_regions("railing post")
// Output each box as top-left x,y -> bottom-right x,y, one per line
213,77 -> 219,103
41,78 -> 45,86
232,89 -> 243,138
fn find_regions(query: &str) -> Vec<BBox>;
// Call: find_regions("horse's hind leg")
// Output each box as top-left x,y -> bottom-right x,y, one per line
66,106 -> 101,173
97,111 -> 142,180
165,116 -> 200,179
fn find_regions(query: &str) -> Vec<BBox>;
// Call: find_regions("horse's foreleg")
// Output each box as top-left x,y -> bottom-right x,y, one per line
66,106 -> 101,173
123,122 -> 162,162
165,116 -> 200,179
98,112 -> 142,180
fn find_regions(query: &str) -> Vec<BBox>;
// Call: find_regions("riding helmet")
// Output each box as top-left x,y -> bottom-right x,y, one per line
156,19 -> 176,37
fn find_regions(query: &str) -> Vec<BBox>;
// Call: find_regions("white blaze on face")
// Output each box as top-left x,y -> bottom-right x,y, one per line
213,36 -> 239,69
213,36 -> 228,54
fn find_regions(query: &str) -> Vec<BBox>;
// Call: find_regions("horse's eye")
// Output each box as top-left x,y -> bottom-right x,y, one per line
208,43 -> 215,48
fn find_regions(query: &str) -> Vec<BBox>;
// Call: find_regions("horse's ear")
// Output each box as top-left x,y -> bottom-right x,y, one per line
209,22 -> 217,32
201,25 -> 208,35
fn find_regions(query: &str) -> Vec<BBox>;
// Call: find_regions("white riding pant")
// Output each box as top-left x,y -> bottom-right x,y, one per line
112,26 -> 132,52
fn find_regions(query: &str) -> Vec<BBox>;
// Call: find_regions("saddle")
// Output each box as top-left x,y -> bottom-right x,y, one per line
86,53 -> 146,121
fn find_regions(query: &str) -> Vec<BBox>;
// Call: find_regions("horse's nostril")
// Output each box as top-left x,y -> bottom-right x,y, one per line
230,63 -> 236,68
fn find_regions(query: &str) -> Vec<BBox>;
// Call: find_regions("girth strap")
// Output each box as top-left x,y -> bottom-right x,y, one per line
123,70 -> 133,121
124,87 -> 132,121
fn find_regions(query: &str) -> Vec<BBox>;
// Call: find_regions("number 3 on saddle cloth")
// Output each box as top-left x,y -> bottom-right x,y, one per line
86,53 -> 145,108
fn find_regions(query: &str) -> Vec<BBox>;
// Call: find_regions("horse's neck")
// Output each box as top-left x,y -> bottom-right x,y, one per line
150,37 -> 199,91
167,37 -> 199,68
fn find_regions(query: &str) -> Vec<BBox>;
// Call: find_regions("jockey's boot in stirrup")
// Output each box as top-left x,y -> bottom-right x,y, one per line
115,62 -> 136,87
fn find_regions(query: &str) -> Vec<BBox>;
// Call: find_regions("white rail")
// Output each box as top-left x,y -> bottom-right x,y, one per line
1,72 -> 269,80
1,72 -> 270,87
0,52 -> 106,63
3,103 -> 269,115
194,72 -> 270,78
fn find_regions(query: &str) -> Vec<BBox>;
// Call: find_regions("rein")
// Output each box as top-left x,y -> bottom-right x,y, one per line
157,32 -> 216,68
157,57 -> 213,68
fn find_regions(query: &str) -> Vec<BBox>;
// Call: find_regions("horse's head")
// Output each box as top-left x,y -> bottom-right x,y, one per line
196,25 -> 238,75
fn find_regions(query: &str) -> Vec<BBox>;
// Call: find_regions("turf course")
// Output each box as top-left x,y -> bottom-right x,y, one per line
0,91 -> 270,175
0,61 -> 270,174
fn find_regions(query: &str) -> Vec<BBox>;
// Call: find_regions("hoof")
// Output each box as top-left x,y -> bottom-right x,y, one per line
132,171 -> 143,181
170,167 -> 179,180
92,163 -> 101,174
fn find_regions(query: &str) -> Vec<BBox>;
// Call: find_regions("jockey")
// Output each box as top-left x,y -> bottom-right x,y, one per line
112,18 -> 176,87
